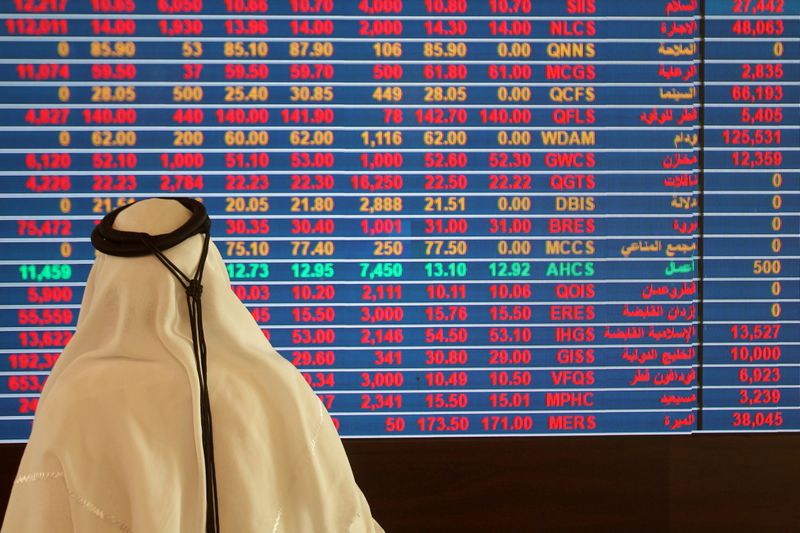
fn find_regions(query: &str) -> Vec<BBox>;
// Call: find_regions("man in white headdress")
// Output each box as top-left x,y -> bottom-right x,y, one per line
2,197 -> 384,532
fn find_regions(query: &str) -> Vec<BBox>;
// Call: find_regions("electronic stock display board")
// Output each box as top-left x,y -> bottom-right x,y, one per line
0,0 -> 797,440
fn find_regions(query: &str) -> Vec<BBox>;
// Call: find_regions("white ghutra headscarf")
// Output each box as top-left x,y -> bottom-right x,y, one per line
2,198 -> 383,533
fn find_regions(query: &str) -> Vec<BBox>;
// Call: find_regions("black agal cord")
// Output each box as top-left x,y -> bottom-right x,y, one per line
92,198 -> 220,533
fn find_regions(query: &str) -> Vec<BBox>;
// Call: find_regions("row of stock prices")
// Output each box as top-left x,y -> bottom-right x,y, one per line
0,0 -> 797,439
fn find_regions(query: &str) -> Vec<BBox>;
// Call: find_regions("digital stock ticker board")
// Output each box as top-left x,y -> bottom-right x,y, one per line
0,0 -> 797,440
